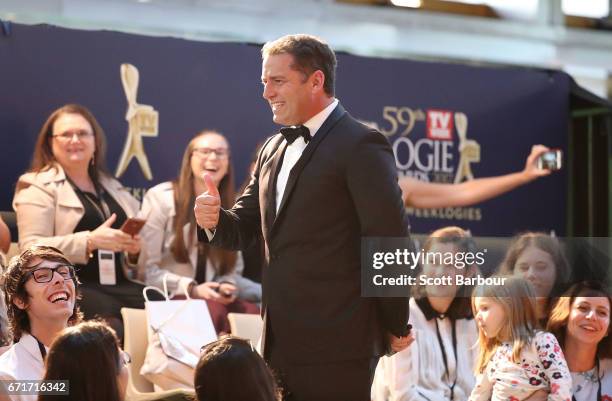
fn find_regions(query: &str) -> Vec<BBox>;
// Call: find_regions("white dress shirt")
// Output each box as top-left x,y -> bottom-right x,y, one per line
275,98 -> 338,212
372,297 -> 478,401
0,333 -> 46,401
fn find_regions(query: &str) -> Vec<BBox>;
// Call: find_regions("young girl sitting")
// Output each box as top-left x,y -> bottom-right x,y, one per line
470,277 -> 572,401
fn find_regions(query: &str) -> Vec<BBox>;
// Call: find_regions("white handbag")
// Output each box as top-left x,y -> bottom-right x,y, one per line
140,276 -> 217,390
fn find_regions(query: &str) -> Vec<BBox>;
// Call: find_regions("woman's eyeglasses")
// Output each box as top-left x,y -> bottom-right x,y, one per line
26,265 -> 76,283
192,147 -> 229,160
52,130 -> 94,142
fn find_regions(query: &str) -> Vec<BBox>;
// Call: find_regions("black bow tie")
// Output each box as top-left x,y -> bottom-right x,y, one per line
280,125 -> 310,144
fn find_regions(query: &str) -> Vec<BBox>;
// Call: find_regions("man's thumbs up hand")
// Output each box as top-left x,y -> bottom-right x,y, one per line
194,174 -> 221,229
203,173 -> 220,198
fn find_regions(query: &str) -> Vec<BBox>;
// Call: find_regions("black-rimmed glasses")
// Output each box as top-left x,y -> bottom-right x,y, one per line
26,265 -> 76,283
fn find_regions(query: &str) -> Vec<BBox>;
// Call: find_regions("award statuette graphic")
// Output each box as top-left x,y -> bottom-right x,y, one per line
115,63 -> 158,180
453,112 -> 481,184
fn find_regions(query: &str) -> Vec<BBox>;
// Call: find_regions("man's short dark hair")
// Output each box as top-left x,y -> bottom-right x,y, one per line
3,245 -> 82,342
262,34 -> 337,97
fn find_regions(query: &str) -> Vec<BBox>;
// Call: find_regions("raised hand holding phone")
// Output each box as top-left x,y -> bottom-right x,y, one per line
536,149 -> 562,171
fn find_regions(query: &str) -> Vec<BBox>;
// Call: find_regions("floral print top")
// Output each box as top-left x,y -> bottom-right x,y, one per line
469,331 -> 571,401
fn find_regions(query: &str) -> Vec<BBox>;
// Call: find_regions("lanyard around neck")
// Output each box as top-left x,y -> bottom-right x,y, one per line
31,334 -> 47,360
67,176 -> 111,221
434,318 -> 458,401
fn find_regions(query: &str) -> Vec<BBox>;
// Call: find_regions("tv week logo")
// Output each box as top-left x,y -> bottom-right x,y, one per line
426,110 -> 454,140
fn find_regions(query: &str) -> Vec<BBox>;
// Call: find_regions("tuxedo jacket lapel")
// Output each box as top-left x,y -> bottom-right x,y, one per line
262,138 -> 287,239
272,104 -> 347,233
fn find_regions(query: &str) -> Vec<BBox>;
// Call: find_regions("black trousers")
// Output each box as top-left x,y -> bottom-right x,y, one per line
267,325 -> 378,401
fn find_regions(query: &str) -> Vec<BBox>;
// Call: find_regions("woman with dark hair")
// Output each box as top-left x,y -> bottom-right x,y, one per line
547,281 -> 612,401
195,336 -> 280,401
498,232 -> 570,322
372,226 -> 478,401
0,245 -> 82,401
140,130 -> 260,333
13,104 -> 145,339
38,320 -> 129,401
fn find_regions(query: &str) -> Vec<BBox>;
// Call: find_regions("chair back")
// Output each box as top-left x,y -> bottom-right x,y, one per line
227,313 -> 263,346
121,307 -> 154,395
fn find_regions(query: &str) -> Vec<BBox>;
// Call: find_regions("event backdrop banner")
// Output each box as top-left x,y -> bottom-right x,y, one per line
0,23 -> 570,236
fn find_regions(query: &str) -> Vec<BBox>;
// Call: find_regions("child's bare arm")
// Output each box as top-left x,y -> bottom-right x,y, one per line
525,389 -> 548,401
469,368 -> 493,401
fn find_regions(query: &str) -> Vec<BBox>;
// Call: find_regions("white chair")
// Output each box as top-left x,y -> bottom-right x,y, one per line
121,308 -> 154,396
120,308 -> 194,401
227,313 -> 263,346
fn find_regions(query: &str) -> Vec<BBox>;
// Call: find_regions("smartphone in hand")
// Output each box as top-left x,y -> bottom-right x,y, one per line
120,217 -> 146,236
537,149 -> 562,171
216,281 -> 237,298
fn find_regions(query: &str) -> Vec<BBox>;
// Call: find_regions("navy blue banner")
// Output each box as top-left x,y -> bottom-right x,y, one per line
0,23 -> 569,236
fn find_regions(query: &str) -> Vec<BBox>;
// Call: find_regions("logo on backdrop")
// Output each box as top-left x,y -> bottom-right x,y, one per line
115,63 -> 158,180
364,106 -> 481,184
361,106 -> 483,221
452,112 -> 480,183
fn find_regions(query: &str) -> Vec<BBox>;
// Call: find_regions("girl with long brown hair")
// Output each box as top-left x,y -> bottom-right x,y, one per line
498,232 -> 570,323
372,226 -> 478,401
140,130 -> 260,333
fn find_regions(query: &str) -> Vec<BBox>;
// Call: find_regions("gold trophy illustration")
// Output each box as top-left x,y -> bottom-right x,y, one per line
453,112 -> 480,184
115,63 -> 158,180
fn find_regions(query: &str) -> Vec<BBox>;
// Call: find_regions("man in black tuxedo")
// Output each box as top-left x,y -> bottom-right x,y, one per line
195,34 -> 412,401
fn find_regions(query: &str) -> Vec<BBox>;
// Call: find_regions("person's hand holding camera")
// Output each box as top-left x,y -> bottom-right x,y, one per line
522,144 -> 552,181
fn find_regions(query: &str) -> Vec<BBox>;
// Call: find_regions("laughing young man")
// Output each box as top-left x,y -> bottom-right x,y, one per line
0,245 -> 81,401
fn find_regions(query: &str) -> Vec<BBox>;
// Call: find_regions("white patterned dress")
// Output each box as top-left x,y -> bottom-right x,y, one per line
469,331 -> 571,401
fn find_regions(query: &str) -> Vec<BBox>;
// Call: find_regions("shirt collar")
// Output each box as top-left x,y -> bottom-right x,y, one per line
415,297 -> 473,321
302,98 -> 338,139
19,333 -> 47,361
